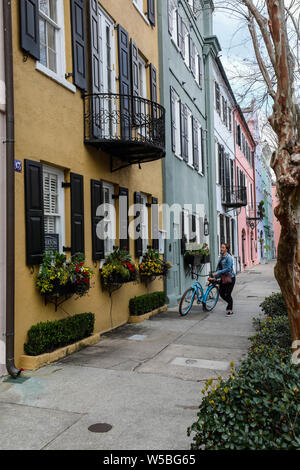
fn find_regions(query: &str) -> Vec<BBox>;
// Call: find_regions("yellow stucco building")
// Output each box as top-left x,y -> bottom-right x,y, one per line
12,0 -> 165,367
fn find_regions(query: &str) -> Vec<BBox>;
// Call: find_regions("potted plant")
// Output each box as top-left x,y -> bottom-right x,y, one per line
139,248 -> 172,281
257,200 -> 266,220
36,251 -> 93,302
100,248 -> 138,290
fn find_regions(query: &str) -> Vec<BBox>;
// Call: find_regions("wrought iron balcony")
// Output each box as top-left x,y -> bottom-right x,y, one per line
84,93 -> 166,171
221,186 -> 247,208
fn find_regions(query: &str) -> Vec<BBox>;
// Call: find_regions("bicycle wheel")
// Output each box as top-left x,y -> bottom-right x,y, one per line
179,288 -> 195,316
203,285 -> 219,312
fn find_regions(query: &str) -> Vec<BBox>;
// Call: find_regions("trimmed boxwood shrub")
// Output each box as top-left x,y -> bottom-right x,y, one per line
24,313 -> 95,356
129,291 -> 167,316
187,298 -> 300,450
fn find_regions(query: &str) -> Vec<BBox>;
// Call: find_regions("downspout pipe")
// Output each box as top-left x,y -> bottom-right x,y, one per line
4,0 -> 21,378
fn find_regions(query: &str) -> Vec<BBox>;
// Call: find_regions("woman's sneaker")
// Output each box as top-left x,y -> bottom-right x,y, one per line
226,311 -> 234,316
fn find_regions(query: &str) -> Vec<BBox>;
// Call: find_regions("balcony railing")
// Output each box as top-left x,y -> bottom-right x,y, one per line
84,93 -> 166,169
221,186 -> 247,208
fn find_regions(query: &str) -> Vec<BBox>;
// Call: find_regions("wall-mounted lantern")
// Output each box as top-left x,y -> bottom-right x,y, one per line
204,216 -> 209,237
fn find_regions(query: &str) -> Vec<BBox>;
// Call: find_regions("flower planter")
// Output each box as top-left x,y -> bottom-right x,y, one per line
201,254 -> 210,264
184,254 -> 202,266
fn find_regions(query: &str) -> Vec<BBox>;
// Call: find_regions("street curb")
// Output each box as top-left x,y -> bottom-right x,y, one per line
19,332 -> 102,371
128,305 -> 168,323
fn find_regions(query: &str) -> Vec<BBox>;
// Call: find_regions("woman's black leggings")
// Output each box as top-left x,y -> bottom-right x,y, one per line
219,277 -> 236,311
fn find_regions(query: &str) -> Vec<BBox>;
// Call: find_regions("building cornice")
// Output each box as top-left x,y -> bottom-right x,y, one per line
203,35 -> 221,58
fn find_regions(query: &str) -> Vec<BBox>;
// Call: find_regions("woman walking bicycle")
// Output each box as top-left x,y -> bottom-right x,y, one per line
208,243 -> 236,316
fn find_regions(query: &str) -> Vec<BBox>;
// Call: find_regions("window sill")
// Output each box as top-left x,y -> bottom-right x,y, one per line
133,3 -> 150,25
36,62 -> 76,93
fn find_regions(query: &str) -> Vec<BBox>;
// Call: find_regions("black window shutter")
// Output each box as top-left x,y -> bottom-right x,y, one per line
131,39 -> 139,122
118,24 -> 131,139
192,117 -> 199,171
218,143 -> 222,184
180,101 -> 184,159
91,179 -> 104,261
20,0 -> 40,60
147,0 -> 156,26
119,187 -> 129,252
88,0 -> 101,139
181,211 -> 186,254
71,173 -> 85,256
24,159 -> 44,265
150,64 -> 157,103
70,0 -> 87,91
151,197 -> 159,250
200,127 -> 205,174
190,214 -> 196,243
134,192 -> 143,258
170,87 -> 176,152
183,106 -> 189,162
150,64 -> 158,138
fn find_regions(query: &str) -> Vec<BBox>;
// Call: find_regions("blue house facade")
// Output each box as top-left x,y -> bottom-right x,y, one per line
157,0 -> 219,305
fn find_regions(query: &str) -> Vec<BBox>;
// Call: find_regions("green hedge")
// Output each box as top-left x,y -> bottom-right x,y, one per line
129,291 -> 167,316
187,296 -> 300,450
24,313 -> 95,356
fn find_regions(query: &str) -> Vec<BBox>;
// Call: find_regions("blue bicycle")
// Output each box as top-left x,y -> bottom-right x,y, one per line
179,272 -> 220,316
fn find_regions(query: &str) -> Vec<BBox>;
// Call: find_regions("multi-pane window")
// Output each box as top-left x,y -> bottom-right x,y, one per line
140,193 -> 149,254
103,183 -> 116,256
187,108 -> 193,165
168,0 -> 178,43
39,0 -> 59,73
43,165 -> 65,253
171,89 -> 181,157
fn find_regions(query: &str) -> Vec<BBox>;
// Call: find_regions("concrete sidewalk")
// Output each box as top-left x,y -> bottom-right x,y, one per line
0,262 -> 279,450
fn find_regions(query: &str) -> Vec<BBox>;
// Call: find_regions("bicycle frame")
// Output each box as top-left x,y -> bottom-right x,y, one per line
190,280 -> 216,305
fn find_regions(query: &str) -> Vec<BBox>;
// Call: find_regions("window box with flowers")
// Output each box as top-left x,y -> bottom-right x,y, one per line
100,248 -> 138,292
139,248 -> 172,282
184,243 -> 210,266
36,251 -> 93,311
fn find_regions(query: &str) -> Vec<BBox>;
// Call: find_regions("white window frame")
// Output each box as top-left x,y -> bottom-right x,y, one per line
198,123 -> 203,175
187,107 -> 193,166
170,0 -> 178,45
99,8 -> 117,94
103,182 -> 116,257
140,193 -> 149,255
36,0 -> 75,93
43,164 -> 65,254
133,0 -> 150,24
184,28 -> 190,68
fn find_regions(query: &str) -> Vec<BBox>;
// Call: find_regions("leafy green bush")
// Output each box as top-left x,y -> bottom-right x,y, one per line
187,294 -> 300,450
260,292 -> 287,317
188,355 -> 300,450
24,313 -> 95,356
129,291 -> 167,316
249,314 -> 291,360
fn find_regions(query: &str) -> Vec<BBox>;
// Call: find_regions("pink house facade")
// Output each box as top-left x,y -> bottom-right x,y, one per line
272,185 -> 280,257
234,106 -> 259,272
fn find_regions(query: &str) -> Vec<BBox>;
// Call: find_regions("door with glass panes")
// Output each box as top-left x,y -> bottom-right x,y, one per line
98,8 -> 117,139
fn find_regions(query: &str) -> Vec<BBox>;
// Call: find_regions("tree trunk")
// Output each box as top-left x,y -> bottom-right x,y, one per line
272,149 -> 300,344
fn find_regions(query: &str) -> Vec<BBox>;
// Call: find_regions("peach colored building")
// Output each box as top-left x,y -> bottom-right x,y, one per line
234,105 -> 259,271
272,185 -> 280,257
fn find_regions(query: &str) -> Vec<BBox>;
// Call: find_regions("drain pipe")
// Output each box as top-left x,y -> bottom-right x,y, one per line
4,0 -> 21,378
